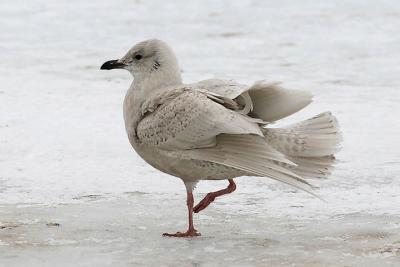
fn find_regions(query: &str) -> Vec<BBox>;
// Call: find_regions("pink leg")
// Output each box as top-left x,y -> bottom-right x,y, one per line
193,179 -> 236,213
163,189 -> 201,237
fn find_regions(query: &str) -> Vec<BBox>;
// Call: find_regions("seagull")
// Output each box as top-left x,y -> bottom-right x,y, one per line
100,39 -> 341,237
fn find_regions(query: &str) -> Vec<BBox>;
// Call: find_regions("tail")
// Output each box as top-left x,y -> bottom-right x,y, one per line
262,112 -> 342,178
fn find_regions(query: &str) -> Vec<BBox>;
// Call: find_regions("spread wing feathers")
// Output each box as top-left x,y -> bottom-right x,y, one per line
247,81 -> 313,122
182,134 -> 319,197
193,79 -> 313,123
194,79 -> 248,99
137,88 -> 263,150
200,89 -> 264,124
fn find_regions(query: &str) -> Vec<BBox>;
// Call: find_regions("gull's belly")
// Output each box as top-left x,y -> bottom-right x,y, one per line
134,145 -> 243,182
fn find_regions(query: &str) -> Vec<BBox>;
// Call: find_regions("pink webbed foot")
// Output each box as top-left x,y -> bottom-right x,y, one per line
163,188 -> 201,237
162,228 -> 201,237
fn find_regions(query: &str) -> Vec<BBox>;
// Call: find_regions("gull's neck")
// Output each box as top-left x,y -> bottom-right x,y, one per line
132,66 -> 182,102
123,67 -> 182,145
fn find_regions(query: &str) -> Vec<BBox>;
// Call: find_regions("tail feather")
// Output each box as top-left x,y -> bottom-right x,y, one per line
263,112 -> 342,178
287,156 -> 336,179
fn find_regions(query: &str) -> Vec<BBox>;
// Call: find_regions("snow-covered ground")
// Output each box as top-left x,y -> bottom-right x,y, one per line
1,0 -> 400,266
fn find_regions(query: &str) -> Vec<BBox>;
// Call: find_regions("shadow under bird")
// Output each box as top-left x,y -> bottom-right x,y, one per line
100,39 -> 342,237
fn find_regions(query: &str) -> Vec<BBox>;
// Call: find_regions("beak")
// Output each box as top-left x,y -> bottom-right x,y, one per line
100,59 -> 126,70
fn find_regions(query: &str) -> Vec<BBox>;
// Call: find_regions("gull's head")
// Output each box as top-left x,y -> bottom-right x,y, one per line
101,39 -> 181,86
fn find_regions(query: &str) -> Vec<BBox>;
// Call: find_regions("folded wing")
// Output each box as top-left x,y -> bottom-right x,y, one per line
136,85 -> 317,196
136,87 -> 263,150
181,134 -> 316,196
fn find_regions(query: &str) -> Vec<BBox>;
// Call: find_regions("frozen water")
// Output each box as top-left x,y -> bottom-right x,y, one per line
1,0 -> 400,266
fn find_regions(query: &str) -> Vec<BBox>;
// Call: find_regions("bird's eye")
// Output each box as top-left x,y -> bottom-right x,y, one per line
135,54 -> 143,60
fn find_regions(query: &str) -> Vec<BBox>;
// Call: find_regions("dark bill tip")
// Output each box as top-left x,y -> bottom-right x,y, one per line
100,60 -> 126,70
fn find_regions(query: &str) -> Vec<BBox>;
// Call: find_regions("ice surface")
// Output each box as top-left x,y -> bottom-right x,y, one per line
1,0 -> 400,266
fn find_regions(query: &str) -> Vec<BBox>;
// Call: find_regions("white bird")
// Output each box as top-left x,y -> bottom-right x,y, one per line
100,39 -> 342,237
